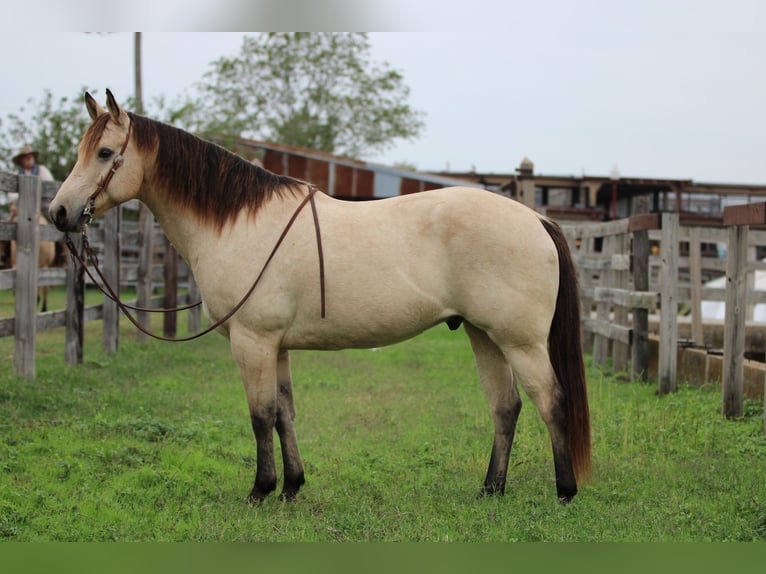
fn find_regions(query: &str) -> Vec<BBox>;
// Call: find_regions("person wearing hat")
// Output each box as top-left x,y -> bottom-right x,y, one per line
4,145 -> 53,205
13,145 -> 53,180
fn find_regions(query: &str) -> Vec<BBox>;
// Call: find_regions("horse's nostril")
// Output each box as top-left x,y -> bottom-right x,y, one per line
52,205 -> 67,229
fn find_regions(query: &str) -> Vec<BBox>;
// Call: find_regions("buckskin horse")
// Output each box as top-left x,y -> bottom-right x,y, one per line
49,91 -> 590,504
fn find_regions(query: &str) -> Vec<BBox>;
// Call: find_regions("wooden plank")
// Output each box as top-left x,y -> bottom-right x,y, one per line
579,235 -> 594,353
582,318 -> 632,345
186,262 -> 201,334
612,233 -> 630,372
593,287 -> 658,310
632,198 -> 651,381
39,225 -> 65,242
163,236 -> 178,337
65,233 -> 84,365
723,202 -> 766,226
36,309 -> 67,331
0,269 -> 15,290
0,171 -> 18,195
591,233 -> 616,368
700,287 -> 727,300
628,212 -> 661,232
562,218 -> 630,239
13,176 -> 41,378
658,213 -> 679,395
136,205 -> 154,342
688,227 -> 704,345
722,224 -> 748,418
37,267 -> 67,287
0,221 -> 15,241
573,253 -> 630,271
0,316 -> 12,337
102,207 -> 120,353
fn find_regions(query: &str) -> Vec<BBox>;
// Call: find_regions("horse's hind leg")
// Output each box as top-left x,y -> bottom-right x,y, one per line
465,323 -> 521,496
275,350 -> 305,500
505,344 -> 578,502
39,287 -> 48,312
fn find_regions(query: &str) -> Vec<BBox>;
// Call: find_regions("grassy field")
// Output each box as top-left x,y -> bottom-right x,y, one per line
0,287 -> 765,541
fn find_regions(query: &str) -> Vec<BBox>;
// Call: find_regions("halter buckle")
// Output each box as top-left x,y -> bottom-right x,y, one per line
82,197 -> 96,227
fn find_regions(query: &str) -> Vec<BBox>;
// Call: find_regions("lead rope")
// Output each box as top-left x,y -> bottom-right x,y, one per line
65,186 -> 325,342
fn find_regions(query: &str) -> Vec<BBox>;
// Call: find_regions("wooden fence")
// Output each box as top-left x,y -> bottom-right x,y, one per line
2,171 -> 764,427
1,171 -> 199,378
562,211 -> 676,390
563,202 -> 766,426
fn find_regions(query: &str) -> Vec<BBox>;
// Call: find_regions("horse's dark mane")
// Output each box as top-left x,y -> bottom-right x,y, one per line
83,112 -> 305,229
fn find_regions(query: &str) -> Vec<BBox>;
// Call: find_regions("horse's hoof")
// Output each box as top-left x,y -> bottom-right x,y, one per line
479,483 -> 506,498
558,495 -> 574,504
247,487 -> 271,504
278,490 -> 298,502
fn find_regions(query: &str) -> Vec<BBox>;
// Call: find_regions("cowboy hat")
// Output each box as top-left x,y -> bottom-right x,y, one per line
12,145 -> 39,166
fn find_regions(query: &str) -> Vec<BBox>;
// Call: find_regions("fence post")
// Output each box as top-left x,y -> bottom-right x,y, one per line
688,226 -> 704,345
658,212 -> 679,395
592,235 -> 613,369
630,206 -> 652,381
102,206 -> 121,353
720,202 -> 766,419
13,175 -> 41,378
722,223 -> 748,418
187,269 -> 200,334
65,233 -> 84,364
136,204 -> 154,341
163,236 -> 178,337
612,232 -> 630,372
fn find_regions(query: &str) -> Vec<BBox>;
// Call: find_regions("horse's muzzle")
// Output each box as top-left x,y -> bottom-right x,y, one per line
49,203 -> 85,233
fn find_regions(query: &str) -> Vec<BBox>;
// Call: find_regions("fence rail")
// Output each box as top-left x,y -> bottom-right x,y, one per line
1,171 -> 199,377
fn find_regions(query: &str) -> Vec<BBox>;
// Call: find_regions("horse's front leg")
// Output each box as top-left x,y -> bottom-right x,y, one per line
276,350 -> 305,500
231,331 -> 280,503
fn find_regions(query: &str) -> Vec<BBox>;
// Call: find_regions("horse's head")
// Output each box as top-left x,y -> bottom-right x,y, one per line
49,90 -> 143,232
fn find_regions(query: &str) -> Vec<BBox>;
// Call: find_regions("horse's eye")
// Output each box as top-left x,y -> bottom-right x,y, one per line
98,148 -> 113,160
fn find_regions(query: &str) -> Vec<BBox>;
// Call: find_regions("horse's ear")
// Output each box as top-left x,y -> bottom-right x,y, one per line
85,92 -> 105,121
105,89 -> 129,127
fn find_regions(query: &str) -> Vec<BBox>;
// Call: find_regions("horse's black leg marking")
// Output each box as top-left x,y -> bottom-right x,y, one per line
548,403 -> 578,503
248,411 -> 278,503
464,322 -> 522,497
481,397 -> 522,496
276,406 -> 305,501
275,351 -> 305,501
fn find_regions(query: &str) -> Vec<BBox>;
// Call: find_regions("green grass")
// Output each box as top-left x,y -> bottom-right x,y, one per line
0,287 -> 765,541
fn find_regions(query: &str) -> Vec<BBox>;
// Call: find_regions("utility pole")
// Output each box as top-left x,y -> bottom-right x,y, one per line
134,32 -> 155,340
134,32 -> 143,114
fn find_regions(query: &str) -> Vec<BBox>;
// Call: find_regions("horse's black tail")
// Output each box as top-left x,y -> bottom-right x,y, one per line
539,217 -> 592,482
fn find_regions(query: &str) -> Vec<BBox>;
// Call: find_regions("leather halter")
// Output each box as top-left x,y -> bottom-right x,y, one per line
82,118 -> 133,226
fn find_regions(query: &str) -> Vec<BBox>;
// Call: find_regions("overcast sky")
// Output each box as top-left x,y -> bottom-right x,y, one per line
1,0 -> 764,184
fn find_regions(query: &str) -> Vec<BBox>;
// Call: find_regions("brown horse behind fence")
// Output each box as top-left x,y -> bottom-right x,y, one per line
8,204 -> 56,312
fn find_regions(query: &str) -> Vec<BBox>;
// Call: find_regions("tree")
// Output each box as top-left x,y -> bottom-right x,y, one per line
177,33 -> 425,158
0,89 -> 155,182
0,89 -> 98,181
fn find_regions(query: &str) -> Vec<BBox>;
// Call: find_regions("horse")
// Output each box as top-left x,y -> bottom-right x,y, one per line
49,90 -> 591,504
8,204 -> 56,312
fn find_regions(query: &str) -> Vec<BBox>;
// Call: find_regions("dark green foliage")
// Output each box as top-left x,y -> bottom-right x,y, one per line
175,33 -> 425,157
